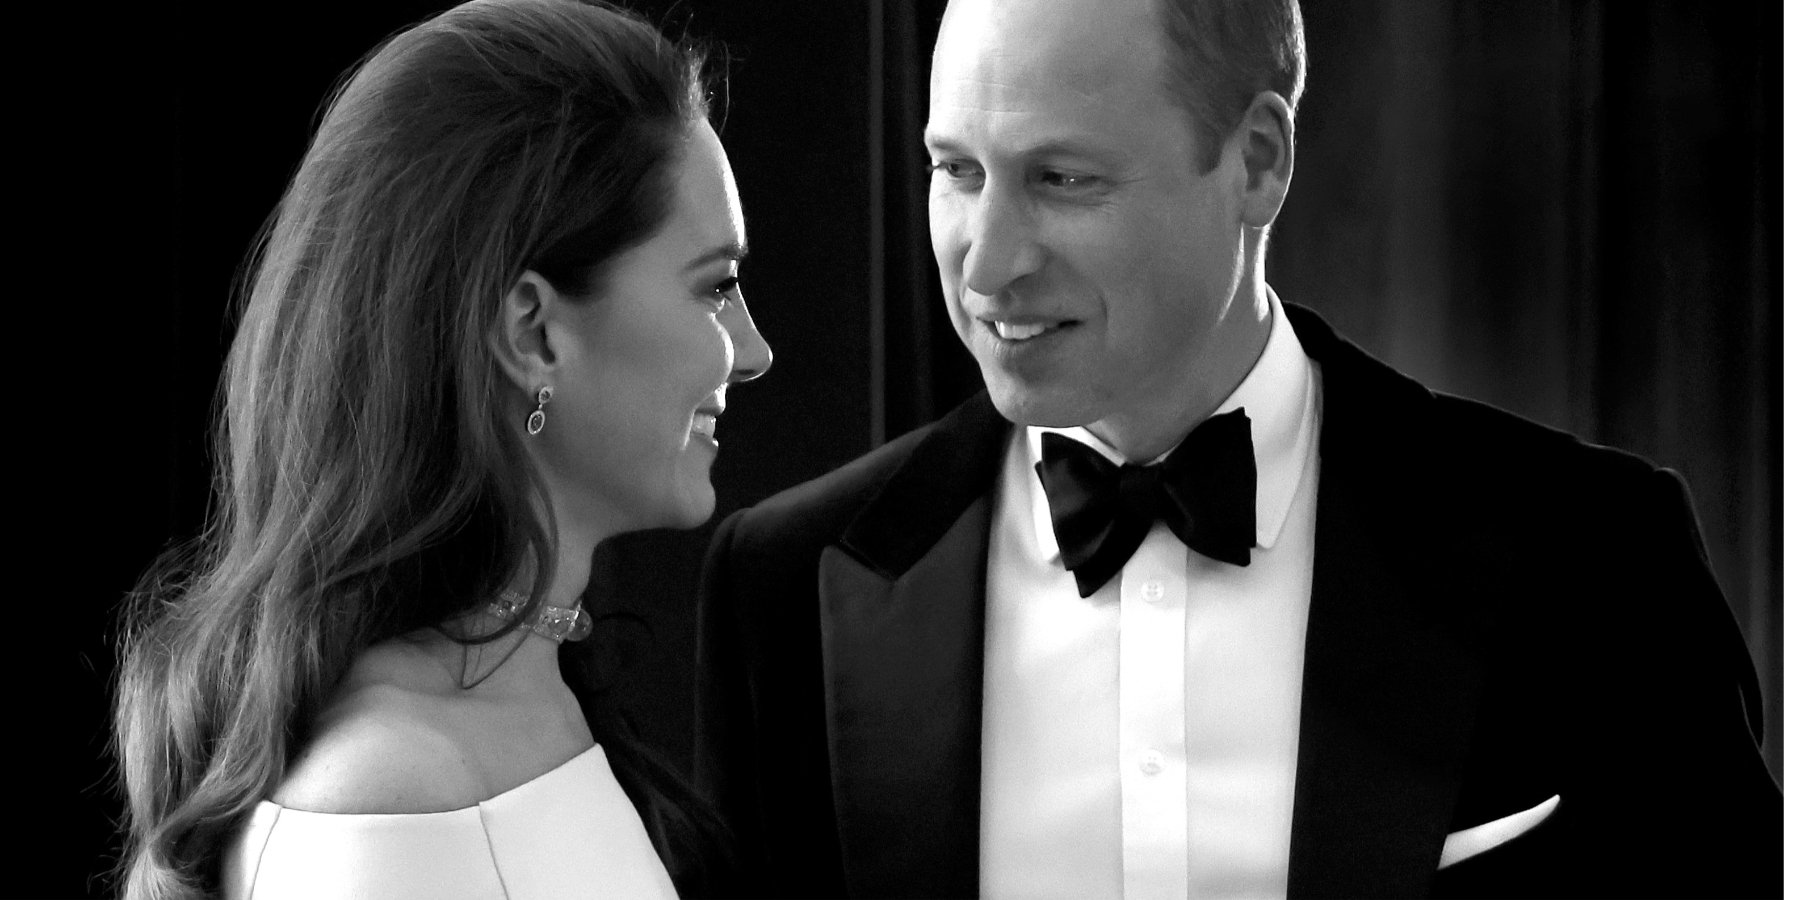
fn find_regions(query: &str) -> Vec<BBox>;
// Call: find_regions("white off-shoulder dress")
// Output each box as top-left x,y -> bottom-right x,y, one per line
221,744 -> 678,899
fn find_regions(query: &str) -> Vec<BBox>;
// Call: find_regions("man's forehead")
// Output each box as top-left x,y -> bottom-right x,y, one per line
929,64 -> 1111,118
932,0 -> 1166,92
939,0 -> 1163,36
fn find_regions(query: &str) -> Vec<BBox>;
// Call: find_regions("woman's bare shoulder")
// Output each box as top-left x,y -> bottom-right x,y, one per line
271,642 -> 488,815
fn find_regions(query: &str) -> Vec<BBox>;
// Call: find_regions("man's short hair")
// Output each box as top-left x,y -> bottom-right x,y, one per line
1158,0 -> 1307,171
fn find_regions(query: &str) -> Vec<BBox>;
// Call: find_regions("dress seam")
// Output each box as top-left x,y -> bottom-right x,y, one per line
480,804 -> 512,899
244,806 -> 279,898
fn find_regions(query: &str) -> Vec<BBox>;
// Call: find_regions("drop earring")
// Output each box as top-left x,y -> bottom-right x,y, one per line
526,386 -> 552,435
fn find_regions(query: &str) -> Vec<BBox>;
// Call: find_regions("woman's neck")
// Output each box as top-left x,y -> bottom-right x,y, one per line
421,526 -> 599,695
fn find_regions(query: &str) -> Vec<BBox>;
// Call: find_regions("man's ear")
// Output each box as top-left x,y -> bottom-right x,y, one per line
491,270 -> 560,394
1235,90 -> 1296,229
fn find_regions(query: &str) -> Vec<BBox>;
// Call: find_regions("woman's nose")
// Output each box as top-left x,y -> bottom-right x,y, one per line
724,295 -> 772,383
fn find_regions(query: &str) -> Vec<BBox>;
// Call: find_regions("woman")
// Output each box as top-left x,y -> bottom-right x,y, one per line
113,0 -> 770,896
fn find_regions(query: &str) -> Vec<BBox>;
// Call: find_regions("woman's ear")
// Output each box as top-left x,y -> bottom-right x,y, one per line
1236,90 -> 1296,229
491,270 -> 562,394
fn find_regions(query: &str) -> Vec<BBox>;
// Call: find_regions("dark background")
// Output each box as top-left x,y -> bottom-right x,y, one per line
28,0 -> 1779,897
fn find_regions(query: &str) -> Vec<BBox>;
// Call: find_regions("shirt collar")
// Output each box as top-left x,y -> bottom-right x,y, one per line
1025,291 -> 1317,562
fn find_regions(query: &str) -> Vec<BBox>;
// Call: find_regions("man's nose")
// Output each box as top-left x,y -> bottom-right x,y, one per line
723,295 -> 772,383
961,188 -> 1043,297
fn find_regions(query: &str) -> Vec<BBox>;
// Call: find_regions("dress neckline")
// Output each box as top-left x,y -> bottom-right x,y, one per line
261,743 -> 605,817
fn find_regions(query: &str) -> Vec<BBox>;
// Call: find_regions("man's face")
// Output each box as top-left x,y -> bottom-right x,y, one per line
926,0 -> 1254,451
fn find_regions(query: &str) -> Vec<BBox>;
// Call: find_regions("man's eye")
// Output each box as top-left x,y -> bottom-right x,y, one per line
712,275 -> 741,296
1040,170 -> 1098,190
930,160 -> 980,180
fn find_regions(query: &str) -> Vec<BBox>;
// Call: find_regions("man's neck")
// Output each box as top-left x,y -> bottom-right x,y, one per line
1086,289 -> 1275,463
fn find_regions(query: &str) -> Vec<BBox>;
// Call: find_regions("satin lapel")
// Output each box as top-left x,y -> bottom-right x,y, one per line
1284,305 -> 1489,898
821,395 -> 1011,898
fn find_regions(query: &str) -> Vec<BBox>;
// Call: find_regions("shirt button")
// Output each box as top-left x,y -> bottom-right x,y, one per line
1138,749 -> 1166,775
1139,580 -> 1166,602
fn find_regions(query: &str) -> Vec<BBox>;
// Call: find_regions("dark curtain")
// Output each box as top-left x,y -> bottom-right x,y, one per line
1277,0 -> 1782,779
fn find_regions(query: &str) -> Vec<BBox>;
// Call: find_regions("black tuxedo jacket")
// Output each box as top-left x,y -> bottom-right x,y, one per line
693,304 -> 1779,899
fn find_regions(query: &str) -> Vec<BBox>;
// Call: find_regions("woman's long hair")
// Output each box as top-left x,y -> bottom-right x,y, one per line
113,2 -> 711,896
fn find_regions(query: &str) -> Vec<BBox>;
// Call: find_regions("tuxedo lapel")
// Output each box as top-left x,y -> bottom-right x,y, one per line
819,395 -> 1011,898
1284,306 -> 1491,898
809,310 -> 1491,897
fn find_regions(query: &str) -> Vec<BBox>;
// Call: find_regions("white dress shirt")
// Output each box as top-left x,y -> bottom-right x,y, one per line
980,295 -> 1324,900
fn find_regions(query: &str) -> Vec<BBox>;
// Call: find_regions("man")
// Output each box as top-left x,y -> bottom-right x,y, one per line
694,0 -> 1781,896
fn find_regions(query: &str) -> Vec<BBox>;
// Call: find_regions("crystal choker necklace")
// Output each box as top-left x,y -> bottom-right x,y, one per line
486,589 -> 593,643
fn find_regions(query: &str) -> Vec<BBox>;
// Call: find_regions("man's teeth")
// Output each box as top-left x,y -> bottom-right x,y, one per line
994,321 -> 1051,340
693,413 -> 717,438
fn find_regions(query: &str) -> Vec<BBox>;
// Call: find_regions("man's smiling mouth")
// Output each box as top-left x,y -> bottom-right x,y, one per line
984,317 -> 1076,342
994,321 -> 1050,340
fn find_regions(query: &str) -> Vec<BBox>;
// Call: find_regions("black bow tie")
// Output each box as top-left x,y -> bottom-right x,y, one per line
1034,409 -> 1257,598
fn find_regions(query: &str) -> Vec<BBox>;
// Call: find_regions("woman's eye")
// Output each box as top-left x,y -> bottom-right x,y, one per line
705,275 -> 740,310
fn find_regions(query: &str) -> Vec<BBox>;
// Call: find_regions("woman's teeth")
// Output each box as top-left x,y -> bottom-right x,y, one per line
994,321 -> 1051,341
692,413 -> 717,438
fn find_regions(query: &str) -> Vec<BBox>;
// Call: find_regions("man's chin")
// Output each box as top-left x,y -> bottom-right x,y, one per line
985,382 -> 1097,429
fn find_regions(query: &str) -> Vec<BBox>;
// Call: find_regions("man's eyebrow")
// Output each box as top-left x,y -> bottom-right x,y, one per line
1029,140 -> 1125,165
924,132 -> 1127,168
923,131 -> 962,154
684,241 -> 749,272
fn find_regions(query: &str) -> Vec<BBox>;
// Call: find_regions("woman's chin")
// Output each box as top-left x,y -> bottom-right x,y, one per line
657,484 -> 716,531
